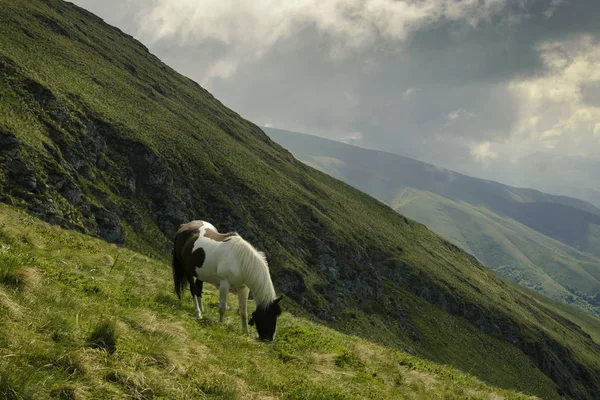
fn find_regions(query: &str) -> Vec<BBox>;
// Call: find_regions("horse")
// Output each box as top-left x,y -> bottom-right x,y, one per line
171,220 -> 282,341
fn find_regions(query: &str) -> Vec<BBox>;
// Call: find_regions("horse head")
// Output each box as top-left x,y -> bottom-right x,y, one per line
249,297 -> 282,341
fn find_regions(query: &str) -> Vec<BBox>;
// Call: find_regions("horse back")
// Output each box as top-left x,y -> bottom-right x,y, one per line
174,224 -> 202,272
177,220 -> 205,235
174,220 -> 237,276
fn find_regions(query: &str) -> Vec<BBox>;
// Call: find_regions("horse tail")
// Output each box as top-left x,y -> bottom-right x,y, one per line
172,249 -> 185,300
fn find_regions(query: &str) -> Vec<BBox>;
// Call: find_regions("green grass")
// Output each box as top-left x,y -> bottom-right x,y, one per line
1,1 -> 600,398
393,188 -> 600,315
0,204 -> 537,399
513,282 -> 600,345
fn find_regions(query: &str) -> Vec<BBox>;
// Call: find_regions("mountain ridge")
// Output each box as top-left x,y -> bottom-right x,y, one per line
475,151 -> 600,209
264,128 -> 600,217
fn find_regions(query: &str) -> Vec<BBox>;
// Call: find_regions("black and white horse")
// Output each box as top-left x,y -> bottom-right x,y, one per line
172,220 -> 282,341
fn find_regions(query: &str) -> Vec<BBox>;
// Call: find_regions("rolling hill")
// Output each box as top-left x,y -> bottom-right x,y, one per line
265,128 -> 600,316
1,1 -> 600,399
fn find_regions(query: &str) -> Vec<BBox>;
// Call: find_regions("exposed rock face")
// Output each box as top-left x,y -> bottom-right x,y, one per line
122,205 -> 143,232
275,269 -> 306,302
0,56 -> 192,245
391,300 -> 421,344
0,130 -> 38,193
91,205 -> 124,244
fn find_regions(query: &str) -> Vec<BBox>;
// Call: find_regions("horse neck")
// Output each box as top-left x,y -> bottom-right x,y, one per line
231,237 -> 276,308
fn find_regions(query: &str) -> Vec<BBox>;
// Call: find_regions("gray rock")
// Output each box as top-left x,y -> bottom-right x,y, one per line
8,158 -> 37,191
123,206 -> 143,232
0,131 -> 38,192
275,269 -> 306,301
92,205 -> 124,243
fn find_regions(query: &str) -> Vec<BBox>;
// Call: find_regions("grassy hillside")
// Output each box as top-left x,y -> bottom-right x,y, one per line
509,281 -> 600,346
0,204 -> 538,399
266,128 -> 600,316
393,188 -> 600,315
1,1 -> 600,398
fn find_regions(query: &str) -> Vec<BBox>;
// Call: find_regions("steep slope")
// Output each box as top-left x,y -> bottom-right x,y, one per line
0,204 -> 540,399
266,128 -> 600,315
1,1 -> 600,399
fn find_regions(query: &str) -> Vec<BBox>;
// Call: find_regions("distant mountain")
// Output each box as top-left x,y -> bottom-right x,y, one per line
480,153 -> 600,209
266,127 -> 600,316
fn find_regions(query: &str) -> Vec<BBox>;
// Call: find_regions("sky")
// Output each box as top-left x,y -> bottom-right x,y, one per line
70,0 -> 600,180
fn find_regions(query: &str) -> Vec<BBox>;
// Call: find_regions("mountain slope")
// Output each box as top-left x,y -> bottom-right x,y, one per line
266,128 -> 600,316
0,204 -> 542,399
1,1 -> 600,398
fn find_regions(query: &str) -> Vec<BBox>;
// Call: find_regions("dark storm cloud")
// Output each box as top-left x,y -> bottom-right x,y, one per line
403,0 -> 600,84
70,0 -> 600,172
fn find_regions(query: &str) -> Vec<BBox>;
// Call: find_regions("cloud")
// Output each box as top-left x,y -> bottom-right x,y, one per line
470,142 -> 499,165
70,0 -> 600,179
444,109 -> 476,125
133,0 -> 508,81
508,35 -> 600,156
338,131 -> 364,146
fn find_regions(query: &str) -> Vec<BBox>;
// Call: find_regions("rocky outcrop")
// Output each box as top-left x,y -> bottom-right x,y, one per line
90,204 -> 123,244
0,130 -> 38,193
275,269 -> 306,302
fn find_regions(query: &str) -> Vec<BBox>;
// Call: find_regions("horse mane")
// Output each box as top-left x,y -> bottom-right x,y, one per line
228,236 -> 276,309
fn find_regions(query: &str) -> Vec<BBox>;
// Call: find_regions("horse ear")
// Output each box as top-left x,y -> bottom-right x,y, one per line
274,297 -> 283,304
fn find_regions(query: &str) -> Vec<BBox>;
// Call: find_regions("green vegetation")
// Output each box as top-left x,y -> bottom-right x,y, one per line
394,188 -> 600,315
0,204 -> 536,399
509,281 -> 600,345
1,1 -> 600,399
266,128 -> 600,316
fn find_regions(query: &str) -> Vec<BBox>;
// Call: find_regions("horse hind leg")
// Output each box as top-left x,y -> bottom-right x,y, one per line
189,277 -> 203,320
218,280 -> 230,325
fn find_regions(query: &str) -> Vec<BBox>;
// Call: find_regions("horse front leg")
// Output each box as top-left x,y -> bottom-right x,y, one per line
219,280 -> 230,325
189,277 -> 203,320
237,285 -> 250,334
195,279 -> 204,313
